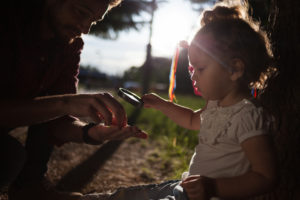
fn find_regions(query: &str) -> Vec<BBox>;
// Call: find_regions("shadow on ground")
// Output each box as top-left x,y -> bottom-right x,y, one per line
56,108 -> 142,191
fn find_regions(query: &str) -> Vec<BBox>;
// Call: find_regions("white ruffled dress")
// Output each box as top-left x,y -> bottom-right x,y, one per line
185,98 -> 273,179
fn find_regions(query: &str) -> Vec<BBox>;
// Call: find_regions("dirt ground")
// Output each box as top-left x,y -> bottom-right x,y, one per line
0,127 -> 172,199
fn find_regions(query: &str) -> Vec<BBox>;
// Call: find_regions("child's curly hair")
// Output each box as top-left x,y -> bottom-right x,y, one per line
194,2 -> 276,90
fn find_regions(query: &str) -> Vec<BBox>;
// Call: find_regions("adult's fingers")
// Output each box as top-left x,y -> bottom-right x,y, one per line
89,125 -> 147,143
88,125 -> 120,142
96,93 -> 127,127
88,107 -> 103,124
90,125 -> 132,141
109,126 -> 141,140
86,95 -> 112,125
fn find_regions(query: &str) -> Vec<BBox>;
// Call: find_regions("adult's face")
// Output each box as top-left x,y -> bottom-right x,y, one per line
47,0 -> 109,42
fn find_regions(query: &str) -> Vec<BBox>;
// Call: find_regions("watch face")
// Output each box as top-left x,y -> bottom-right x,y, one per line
118,88 -> 143,107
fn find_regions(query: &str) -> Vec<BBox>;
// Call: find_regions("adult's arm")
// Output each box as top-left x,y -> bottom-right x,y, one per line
0,93 -> 127,129
213,135 -> 277,199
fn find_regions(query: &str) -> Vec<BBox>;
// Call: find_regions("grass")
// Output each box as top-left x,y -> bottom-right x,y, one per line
116,92 -> 206,179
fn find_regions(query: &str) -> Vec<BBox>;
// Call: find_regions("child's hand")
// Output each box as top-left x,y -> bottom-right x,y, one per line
180,175 -> 215,200
142,93 -> 166,110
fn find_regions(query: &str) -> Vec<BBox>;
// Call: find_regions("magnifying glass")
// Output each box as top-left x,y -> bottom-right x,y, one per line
117,88 -> 143,108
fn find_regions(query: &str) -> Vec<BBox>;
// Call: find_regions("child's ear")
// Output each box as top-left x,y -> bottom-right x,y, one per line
229,58 -> 245,81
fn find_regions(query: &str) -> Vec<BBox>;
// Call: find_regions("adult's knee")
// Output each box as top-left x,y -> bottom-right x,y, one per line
0,134 -> 26,189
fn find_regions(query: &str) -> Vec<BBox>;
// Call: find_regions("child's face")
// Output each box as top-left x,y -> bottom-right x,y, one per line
47,0 -> 109,42
188,34 -> 233,101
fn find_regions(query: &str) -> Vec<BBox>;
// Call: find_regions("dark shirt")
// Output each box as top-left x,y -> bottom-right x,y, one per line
1,0 -> 84,98
0,2 -> 84,144
0,27 -> 84,98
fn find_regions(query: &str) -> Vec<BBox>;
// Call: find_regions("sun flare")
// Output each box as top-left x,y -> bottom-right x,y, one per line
152,3 -> 199,56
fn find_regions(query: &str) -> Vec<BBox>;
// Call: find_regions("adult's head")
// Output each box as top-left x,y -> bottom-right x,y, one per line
44,0 -> 122,42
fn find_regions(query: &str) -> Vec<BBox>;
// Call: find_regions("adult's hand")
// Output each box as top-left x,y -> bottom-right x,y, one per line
87,124 -> 148,143
63,93 -> 127,127
0,93 -> 126,128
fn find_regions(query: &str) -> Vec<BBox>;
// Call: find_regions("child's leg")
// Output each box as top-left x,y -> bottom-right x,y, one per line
81,180 -> 180,200
110,180 -> 180,200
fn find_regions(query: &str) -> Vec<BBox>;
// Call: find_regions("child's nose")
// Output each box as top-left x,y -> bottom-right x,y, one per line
188,66 -> 196,80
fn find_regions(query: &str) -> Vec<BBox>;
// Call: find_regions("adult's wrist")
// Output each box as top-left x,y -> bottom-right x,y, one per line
82,123 -> 102,145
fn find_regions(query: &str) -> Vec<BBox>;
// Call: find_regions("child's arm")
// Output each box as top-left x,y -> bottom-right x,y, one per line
181,135 -> 277,200
215,135 -> 277,199
142,93 -> 206,130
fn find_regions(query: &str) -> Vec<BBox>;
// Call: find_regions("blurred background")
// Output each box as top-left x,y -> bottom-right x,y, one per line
78,0 -> 215,94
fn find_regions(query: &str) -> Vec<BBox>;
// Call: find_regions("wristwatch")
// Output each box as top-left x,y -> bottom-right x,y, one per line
82,123 -> 101,145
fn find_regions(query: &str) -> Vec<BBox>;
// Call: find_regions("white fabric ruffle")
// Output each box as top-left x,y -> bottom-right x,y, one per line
199,99 -> 272,145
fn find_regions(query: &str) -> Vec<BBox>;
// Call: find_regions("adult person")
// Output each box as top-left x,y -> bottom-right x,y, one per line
0,0 -> 147,199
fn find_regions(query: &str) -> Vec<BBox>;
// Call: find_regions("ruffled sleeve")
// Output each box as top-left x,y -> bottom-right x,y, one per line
233,106 -> 274,144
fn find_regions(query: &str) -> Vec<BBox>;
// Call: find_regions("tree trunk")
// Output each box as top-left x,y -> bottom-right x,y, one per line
254,0 -> 300,199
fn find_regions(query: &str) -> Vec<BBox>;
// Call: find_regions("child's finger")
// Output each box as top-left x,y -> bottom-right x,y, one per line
182,175 -> 201,182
